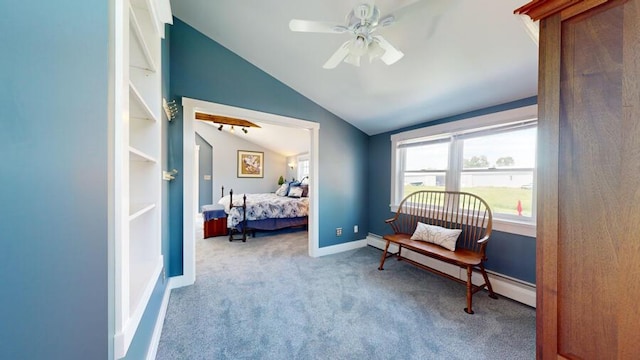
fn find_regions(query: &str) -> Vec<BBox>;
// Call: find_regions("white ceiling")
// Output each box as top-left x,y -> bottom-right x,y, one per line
171,0 -> 538,136
201,120 -> 310,157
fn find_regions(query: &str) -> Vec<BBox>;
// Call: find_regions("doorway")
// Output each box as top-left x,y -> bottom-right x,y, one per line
179,97 -> 320,286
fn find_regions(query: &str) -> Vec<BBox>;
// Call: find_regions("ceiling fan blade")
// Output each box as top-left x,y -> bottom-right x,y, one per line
323,41 -> 352,69
289,19 -> 347,33
374,35 -> 404,65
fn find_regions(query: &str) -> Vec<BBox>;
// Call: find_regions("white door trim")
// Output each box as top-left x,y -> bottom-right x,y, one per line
179,97 -> 321,286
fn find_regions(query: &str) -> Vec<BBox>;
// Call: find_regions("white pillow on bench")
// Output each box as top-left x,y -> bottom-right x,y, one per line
410,222 -> 462,251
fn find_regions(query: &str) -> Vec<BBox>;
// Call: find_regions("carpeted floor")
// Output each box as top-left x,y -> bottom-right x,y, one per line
156,229 -> 535,359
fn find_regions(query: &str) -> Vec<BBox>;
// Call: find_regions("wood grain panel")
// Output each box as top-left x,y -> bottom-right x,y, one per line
557,5 -> 623,358
195,112 -> 262,128
535,14 -> 562,360
515,0 -> 616,20
617,2 -> 640,357
524,0 -> 639,357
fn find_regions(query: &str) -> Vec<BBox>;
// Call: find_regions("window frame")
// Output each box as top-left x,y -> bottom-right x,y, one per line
390,105 -> 538,237
297,154 -> 310,181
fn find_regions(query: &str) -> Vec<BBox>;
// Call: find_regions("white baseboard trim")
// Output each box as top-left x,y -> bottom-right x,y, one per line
145,277 -> 174,360
168,273 -> 194,289
367,234 -> 536,308
315,238 -> 368,257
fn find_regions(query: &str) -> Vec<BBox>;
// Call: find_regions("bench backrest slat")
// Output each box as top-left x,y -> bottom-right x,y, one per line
391,191 -> 492,255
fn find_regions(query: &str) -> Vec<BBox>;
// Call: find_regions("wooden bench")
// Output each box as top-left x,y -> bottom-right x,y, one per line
378,190 -> 498,314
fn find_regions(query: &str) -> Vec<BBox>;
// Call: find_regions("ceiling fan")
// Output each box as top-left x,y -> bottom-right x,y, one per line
289,1 -> 420,69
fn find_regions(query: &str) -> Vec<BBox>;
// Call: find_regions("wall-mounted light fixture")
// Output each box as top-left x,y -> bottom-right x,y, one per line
288,162 -> 296,170
163,98 -> 178,121
195,112 -> 261,135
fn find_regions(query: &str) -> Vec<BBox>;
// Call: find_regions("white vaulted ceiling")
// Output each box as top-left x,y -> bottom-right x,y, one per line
171,0 -> 538,136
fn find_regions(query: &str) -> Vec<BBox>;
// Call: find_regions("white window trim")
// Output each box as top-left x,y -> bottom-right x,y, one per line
390,105 -> 538,237
297,153 -> 310,181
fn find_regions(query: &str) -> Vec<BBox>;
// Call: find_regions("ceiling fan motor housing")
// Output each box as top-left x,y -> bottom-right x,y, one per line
349,3 -> 380,26
355,4 -> 372,20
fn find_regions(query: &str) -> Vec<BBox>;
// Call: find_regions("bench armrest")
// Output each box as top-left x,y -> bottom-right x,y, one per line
477,235 -> 490,244
385,217 -> 401,234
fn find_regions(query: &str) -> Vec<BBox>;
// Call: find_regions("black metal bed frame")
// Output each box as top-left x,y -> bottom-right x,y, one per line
222,186 -> 250,242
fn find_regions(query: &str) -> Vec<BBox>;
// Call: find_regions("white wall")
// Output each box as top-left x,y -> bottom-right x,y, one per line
195,122 -> 287,199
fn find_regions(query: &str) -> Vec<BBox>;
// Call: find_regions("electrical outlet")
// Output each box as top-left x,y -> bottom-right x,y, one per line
354,225 -> 358,233
336,227 -> 343,236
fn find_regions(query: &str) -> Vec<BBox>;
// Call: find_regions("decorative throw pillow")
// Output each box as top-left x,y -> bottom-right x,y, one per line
275,183 -> 288,197
300,184 -> 309,197
410,222 -> 462,251
286,181 -> 300,196
288,186 -> 304,198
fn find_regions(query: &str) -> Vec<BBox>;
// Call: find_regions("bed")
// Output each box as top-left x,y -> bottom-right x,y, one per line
215,185 -> 309,241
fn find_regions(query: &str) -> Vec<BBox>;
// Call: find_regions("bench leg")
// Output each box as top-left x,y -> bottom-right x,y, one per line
378,240 -> 391,270
480,263 -> 499,299
464,266 -> 474,314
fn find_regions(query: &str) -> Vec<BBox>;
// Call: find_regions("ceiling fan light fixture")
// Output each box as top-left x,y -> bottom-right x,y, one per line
350,36 -> 368,57
368,41 -> 385,62
344,53 -> 361,67
290,3 -> 407,69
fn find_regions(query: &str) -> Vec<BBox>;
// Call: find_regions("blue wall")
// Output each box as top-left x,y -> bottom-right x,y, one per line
167,18 -> 369,275
367,98 -> 538,284
1,8 -> 172,358
195,133 -> 213,209
0,1 -> 109,358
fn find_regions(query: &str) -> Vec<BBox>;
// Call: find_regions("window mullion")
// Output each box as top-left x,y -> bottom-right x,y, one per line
395,147 -> 407,205
447,137 -> 463,191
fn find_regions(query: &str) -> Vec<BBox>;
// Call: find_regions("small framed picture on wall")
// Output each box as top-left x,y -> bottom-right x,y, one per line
237,150 -> 264,178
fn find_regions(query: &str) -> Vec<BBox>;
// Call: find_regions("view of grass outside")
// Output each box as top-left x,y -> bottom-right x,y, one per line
400,126 -> 536,219
404,184 -> 533,217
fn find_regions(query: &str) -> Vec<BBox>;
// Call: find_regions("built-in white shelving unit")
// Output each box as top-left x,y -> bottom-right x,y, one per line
114,0 -> 171,358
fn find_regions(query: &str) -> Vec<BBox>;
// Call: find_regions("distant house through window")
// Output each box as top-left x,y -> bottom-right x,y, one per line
391,105 -> 538,236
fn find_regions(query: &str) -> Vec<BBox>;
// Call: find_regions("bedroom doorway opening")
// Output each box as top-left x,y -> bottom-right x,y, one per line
180,97 -> 320,286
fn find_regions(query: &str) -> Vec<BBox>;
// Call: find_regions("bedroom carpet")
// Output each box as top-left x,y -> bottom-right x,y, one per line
156,230 -> 535,359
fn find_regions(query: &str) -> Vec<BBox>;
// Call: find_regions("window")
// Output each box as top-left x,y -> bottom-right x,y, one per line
391,105 -> 537,236
460,126 -> 536,218
403,140 -> 449,192
297,155 -> 309,181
